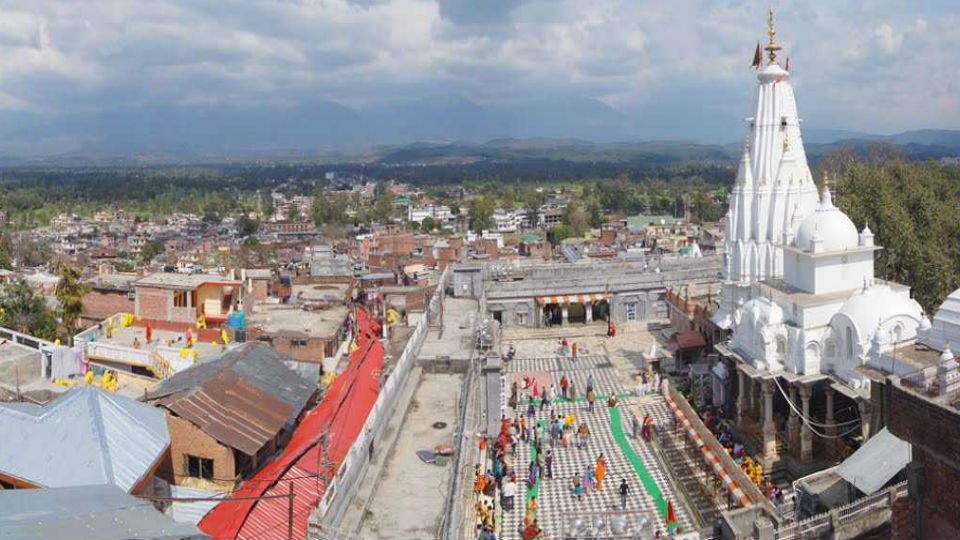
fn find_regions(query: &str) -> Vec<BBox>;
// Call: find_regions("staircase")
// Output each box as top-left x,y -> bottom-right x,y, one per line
149,351 -> 173,380
656,427 -> 723,527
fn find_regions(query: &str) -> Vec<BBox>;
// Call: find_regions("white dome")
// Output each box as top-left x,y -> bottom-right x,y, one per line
794,188 -> 859,252
833,284 -> 923,344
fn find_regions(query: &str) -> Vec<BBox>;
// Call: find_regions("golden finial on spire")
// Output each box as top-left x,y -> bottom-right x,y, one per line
765,5 -> 782,65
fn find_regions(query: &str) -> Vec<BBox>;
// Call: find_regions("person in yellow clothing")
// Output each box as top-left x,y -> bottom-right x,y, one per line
220,329 -> 229,345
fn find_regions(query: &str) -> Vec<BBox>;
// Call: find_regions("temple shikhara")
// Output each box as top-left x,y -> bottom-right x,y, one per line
711,9 -> 943,476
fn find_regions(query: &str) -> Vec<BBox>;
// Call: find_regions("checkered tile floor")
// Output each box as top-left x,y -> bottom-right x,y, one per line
504,356 -> 623,401
497,356 -> 693,539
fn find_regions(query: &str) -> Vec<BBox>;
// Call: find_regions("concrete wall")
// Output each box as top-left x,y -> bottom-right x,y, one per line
452,269 -> 482,298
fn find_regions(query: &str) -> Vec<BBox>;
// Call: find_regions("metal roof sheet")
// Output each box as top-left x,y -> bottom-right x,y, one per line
0,484 -> 205,540
837,427 -> 911,495
0,387 -> 169,492
148,343 -> 315,456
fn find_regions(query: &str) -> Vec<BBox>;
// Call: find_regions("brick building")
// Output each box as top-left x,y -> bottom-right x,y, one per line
885,375 -> 960,539
146,343 -> 315,491
81,274 -> 137,326
134,273 -> 243,326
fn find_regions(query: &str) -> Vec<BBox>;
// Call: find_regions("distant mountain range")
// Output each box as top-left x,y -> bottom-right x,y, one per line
0,94 -> 956,166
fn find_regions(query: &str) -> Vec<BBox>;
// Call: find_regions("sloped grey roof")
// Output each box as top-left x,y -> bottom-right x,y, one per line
0,484 -> 205,540
146,343 -> 315,455
149,342 -> 314,415
837,427 -> 911,495
0,386 -> 169,492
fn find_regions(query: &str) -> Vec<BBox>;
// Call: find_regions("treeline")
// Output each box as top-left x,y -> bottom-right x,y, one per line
828,146 -> 960,313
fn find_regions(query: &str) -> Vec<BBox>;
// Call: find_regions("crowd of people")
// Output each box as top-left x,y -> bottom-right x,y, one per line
700,407 -> 785,505
474,360 -> 666,539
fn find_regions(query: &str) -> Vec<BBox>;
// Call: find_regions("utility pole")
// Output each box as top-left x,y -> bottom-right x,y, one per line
287,482 -> 295,540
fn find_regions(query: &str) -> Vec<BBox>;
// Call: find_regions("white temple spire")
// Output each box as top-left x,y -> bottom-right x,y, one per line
714,8 -> 820,327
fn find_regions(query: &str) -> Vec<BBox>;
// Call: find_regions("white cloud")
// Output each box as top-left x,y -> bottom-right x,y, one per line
0,0 -> 955,134
874,23 -> 903,54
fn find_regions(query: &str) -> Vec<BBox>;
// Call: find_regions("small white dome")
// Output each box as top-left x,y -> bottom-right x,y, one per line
794,188 -> 859,252
919,317 -> 932,332
941,345 -> 954,365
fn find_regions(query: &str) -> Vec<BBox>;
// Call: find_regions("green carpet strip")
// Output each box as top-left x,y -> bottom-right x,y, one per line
608,405 -> 669,522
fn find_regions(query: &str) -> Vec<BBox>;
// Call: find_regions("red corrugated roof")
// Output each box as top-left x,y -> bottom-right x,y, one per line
199,308 -> 383,540
675,331 -> 707,351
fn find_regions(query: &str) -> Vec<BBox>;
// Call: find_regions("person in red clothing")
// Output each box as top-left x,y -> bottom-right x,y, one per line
559,375 -> 569,399
522,519 -> 544,540
572,342 -> 578,358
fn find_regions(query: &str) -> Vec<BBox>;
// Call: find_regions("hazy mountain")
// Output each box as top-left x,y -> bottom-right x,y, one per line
0,95 -> 956,163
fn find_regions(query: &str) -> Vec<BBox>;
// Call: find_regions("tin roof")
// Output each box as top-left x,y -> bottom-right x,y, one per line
0,387 -> 170,492
147,343 -> 315,456
837,427 -> 911,495
0,484 -> 205,540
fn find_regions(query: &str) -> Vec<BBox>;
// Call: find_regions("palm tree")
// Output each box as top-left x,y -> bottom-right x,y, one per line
55,264 -> 91,337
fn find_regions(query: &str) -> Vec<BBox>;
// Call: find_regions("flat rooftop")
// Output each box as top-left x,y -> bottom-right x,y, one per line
291,283 -> 350,303
0,342 -> 66,402
89,324 -> 225,363
134,272 -> 241,290
248,304 -> 350,339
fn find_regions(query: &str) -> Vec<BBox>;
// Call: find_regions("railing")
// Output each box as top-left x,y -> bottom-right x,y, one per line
773,481 -> 907,540
154,346 -> 198,377
0,327 -> 56,351
86,340 -> 152,366
665,379 -> 777,518
74,313 -> 128,346
311,266 -> 452,529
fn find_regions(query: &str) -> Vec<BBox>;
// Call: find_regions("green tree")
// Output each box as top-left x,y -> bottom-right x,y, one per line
55,264 -> 91,333
141,240 -> 166,263
372,192 -> 395,223
831,146 -> 960,312
421,216 -> 436,232
550,225 -> 573,245
563,201 -> 589,237
468,197 -> 495,233
237,215 -> 260,236
312,192 -> 348,226
693,189 -> 722,222
0,281 -> 57,340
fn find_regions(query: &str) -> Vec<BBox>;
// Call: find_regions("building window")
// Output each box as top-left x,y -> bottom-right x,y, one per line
517,313 -> 528,326
186,455 -> 214,480
626,303 -> 637,321
291,339 -> 308,347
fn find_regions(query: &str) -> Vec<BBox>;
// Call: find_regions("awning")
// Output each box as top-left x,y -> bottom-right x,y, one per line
837,427 -> 911,495
675,331 -> 707,351
536,292 -> 609,305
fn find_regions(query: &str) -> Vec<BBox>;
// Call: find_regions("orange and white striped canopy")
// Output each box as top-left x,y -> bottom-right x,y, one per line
536,292 -> 610,306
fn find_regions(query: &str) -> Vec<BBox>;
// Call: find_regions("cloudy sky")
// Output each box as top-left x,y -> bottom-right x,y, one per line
0,0 -> 957,148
